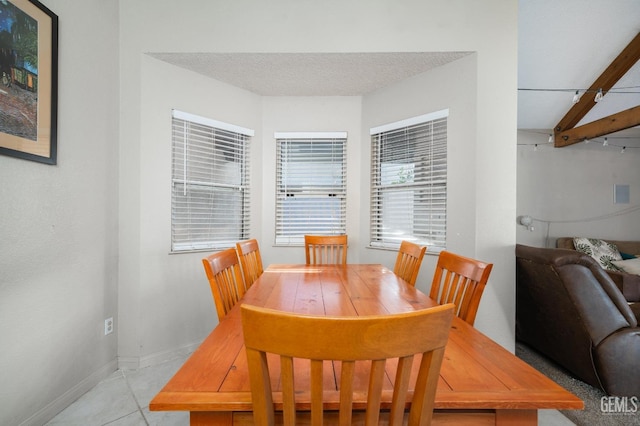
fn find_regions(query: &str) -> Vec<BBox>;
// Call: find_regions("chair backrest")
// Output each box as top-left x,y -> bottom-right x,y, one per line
304,235 -> 348,265
429,250 -> 493,326
393,240 -> 427,286
241,303 -> 455,426
236,239 -> 264,288
202,248 -> 247,321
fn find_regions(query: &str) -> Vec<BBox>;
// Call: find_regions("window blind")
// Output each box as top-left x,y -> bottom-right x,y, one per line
171,111 -> 252,252
370,112 -> 448,252
275,132 -> 347,246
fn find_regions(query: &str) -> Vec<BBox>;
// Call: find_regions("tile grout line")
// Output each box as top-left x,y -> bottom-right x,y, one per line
123,371 -> 149,426
103,409 -> 141,426
99,370 -> 143,426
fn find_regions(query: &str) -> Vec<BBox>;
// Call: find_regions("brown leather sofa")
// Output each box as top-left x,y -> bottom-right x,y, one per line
516,244 -> 640,397
556,237 -> 640,302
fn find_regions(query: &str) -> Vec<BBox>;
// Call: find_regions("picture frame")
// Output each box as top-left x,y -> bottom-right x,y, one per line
0,0 -> 58,165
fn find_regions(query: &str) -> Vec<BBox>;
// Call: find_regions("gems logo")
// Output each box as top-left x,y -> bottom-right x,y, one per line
600,396 -> 639,415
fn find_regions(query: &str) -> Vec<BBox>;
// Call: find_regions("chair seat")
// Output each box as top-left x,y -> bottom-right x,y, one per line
429,251 -> 493,326
236,239 -> 264,288
304,234 -> 348,265
231,410 -> 495,425
202,248 -> 247,321
393,241 -> 427,286
241,303 -> 454,426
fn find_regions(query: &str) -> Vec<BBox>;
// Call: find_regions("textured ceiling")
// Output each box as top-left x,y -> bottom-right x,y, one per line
148,52 -> 472,96
148,1 -> 640,146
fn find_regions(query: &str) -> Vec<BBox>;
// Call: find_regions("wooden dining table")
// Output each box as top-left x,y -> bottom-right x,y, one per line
150,264 -> 583,425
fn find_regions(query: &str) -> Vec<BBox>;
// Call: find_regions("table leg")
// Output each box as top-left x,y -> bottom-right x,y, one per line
190,411 -> 233,426
495,409 -> 537,425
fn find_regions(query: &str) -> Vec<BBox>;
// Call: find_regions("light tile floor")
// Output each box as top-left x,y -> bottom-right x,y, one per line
45,355 -> 189,426
45,353 -> 577,425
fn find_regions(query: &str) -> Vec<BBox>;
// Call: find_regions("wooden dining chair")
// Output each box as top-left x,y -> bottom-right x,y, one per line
236,239 -> 264,288
304,234 -> 348,265
241,303 -> 455,426
429,250 -> 493,326
393,240 -> 427,286
202,248 -> 247,322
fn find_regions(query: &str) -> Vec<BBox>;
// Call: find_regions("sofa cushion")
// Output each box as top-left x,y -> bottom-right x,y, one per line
516,244 -> 640,396
557,237 -> 640,256
612,258 -> 640,275
631,302 -> 640,323
573,237 -> 622,271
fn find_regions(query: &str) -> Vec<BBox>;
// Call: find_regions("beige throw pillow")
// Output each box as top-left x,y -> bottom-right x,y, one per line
573,237 -> 623,271
612,258 -> 640,275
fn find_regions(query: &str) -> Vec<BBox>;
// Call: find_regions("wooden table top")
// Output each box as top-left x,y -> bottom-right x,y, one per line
150,264 -> 583,414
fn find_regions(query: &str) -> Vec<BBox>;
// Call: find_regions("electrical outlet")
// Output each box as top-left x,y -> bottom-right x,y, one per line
104,317 -> 114,335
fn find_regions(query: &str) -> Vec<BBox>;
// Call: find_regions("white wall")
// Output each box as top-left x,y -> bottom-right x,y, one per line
117,56 -> 263,367
359,51 -> 520,344
259,96 -> 364,265
517,130 -> 640,247
361,54 -> 478,290
0,1 -> 119,424
121,0 -> 517,366
1,1 -> 518,424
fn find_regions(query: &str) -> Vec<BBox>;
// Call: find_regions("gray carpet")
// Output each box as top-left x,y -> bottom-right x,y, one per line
516,342 -> 640,426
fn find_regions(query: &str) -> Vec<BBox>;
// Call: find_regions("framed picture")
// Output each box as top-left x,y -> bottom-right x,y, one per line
0,0 -> 58,164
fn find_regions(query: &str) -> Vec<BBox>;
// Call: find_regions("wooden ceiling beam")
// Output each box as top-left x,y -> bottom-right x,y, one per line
555,105 -> 640,147
553,31 -> 640,147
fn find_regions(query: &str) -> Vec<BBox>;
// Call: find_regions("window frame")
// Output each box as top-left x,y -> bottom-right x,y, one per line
274,131 -> 348,246
369,110 -> 448,253
170,110 -> 254,253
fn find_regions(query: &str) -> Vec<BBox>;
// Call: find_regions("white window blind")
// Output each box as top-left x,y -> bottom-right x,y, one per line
370,110 -> 448,252
171,110 -> 252,252
275,132 -> 347,246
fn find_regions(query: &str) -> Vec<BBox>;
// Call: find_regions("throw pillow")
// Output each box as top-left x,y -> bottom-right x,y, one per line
620,252 -> 637,260
573,237 -> 623,271
612,258 -> 640,275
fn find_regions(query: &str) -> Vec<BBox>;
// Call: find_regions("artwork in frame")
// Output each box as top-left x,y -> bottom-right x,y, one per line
0,0 -> 57,164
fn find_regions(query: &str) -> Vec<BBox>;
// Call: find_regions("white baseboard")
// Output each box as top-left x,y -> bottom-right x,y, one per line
20,341 -> 202,426
118,339 -> 202,370
18,341 -> 203,425
19,359 -> 118,426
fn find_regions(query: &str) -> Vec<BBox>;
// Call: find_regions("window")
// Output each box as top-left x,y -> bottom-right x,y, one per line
171,110 -> 253,252
370,110 -> 448,252
275,132 -> 347,246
